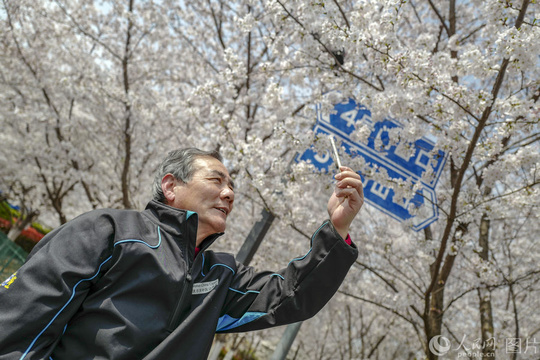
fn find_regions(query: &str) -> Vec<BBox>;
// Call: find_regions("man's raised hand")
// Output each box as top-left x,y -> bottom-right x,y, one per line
327,166 -> 364,240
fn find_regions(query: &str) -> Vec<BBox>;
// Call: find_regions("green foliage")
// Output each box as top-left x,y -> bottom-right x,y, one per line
0,200 -> 50,235
30,222 -> 51,235
0,201 -> 14,222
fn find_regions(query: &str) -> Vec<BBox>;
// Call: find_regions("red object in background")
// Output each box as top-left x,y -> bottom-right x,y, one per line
0,218 -> 10,228
0,218 -> 45,244
21,226 -> 44,243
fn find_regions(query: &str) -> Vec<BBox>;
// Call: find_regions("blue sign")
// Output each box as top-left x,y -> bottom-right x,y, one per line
297,98 -> 447,231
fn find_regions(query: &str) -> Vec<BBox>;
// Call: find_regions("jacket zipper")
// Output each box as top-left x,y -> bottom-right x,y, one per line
166,269 -> 192,332
165,224 -> 221,332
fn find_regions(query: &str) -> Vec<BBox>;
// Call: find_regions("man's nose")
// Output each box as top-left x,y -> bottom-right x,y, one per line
221,187 -> 234,202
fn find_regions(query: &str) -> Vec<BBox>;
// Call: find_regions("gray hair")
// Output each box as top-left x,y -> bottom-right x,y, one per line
152,148 -> 223,203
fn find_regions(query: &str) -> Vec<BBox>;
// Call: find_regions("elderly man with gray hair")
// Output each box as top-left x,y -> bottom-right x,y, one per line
0,148 -> 363,360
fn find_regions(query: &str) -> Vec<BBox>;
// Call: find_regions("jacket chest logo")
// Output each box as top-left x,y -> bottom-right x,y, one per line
192,279 -> 219,295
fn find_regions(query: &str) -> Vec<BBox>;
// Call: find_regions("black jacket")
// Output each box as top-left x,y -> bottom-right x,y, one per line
0,200 -> 358,359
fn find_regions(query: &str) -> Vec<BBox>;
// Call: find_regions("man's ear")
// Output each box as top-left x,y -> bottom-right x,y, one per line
161,174 -> 178,205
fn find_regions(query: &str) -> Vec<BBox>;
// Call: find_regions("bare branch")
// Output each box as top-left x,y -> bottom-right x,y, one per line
339,290 -> 417,326
354,261 -> 399,293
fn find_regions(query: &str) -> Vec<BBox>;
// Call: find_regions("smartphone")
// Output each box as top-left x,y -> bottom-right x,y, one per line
329,136 -> 342,170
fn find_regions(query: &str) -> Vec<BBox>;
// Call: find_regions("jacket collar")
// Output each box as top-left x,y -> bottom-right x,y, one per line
143,200 -> 223,253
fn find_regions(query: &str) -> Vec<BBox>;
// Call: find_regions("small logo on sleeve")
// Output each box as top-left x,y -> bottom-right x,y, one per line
1,272 -> 17,289
192,279 -> 219,295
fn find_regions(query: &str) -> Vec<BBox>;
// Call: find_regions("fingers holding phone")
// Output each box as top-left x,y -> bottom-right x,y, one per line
327,138 -> 364,239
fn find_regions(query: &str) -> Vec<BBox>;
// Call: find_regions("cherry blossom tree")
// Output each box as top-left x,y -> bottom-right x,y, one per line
258,0 -> 539,358
1,0 -> 188,224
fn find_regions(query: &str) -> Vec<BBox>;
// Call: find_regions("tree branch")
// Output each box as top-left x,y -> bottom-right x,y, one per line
354,261 -> 399,293
52,0 -> 122,61
331,0 -> 350,29
426,0 -> 450,36
339,290 -> 416,326
425,0 -> 532,299
275,0 -> 384,91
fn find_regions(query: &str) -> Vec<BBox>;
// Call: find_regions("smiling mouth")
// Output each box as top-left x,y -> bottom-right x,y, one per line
216,208 -> 227,215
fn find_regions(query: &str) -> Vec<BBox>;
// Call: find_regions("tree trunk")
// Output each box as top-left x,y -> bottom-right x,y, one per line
120,0 -> 134,209
427,253 -> 456,360
7,210 -> 39,242
478,214 -> 495,357
426,224 -> 464,359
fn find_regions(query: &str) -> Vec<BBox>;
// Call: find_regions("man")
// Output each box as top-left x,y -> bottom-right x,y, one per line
0,148 -> 363,359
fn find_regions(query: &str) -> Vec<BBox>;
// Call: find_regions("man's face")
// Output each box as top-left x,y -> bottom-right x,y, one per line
168,157 -> 235,241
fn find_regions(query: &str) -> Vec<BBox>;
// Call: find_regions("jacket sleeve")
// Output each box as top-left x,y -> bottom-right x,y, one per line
216,220 -> 358,333
0,211 -> 115,360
